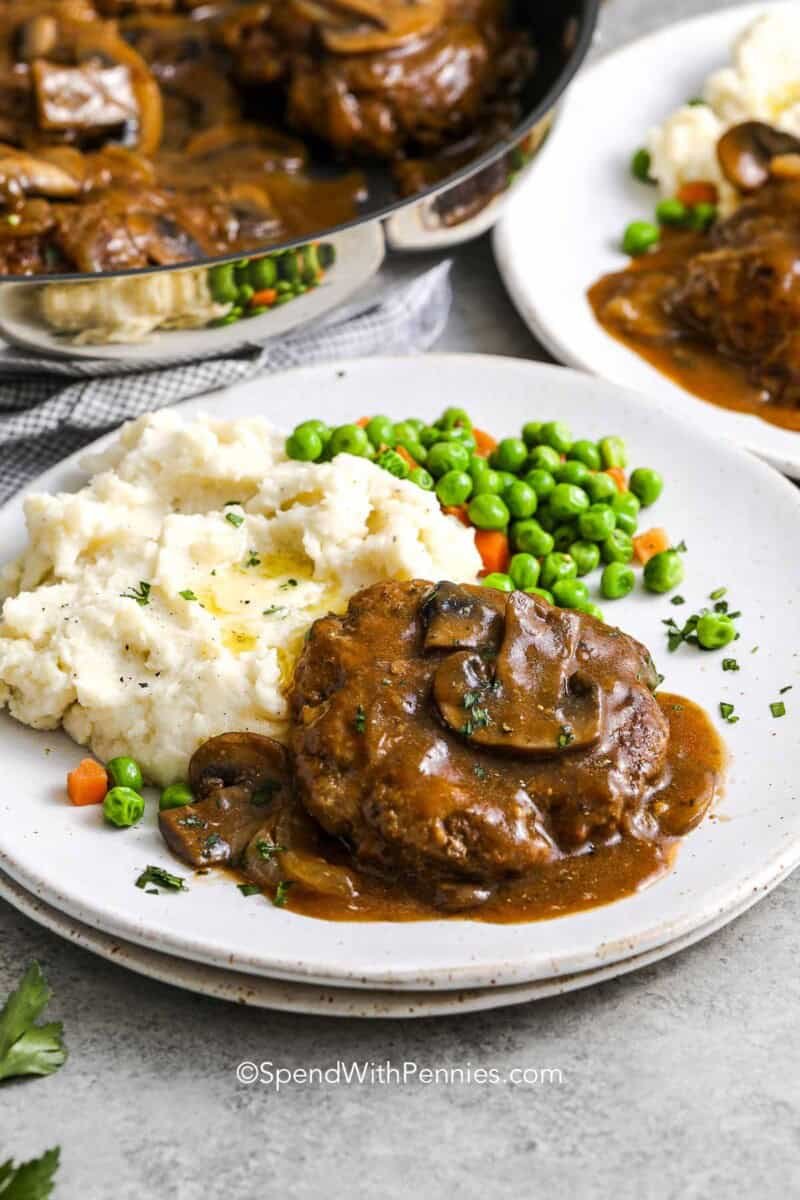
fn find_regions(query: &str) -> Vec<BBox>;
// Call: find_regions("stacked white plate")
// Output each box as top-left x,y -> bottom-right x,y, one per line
2,357 -> 799,1016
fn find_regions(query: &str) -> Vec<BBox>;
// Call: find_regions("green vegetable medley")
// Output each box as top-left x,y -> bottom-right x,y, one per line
624,145 -> 718,256
285,407 -> 680,620
207,242 -> 335,327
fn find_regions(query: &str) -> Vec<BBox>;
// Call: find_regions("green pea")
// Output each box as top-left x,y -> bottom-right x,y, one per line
601,529 -> 634,564
409,467 -> 434,490
584,472 -> 618,504
578,503 -> 616,542
656,197 -> 689,227
329,424 -> 370,458
278,250 -> 302,283
437,407 -> 472,432
611,490 -> 640,519
601,562 -> 635,599
376,449 -> 410,479
539,421 -> 573,455
526,586 -> 555,605
569,440 -> 602,470
210,308 -> 242,327
365,415 -> 395,448
296,419 -> 330,445
436,470 -> 472,507
495,471 -> 518,497
599,436 -> 628,469
522,421 -> 542,448
470,463 -> 503,495
482,572 -> 514,593
286,428 -> 323,462
427,441 -> 470,478
505,480 -> 537,520
549,483 -> 590,521
511,519 -> 554,558
580,602 -> 605,622
689,201 -> 717,231
629,467 -> 663,507
393,421 -> 420,445
107,756 -> 143,793
509,553 -> 540,590
613,509 -> 637,536
248,256 -> 278,290
468,493 -> 510,531
552,578 -> 590,610
208,262 -> 238,304
103,786 -> 145,829
524,468 -> 556,500
696,612 -> 737,650
536,506 -> 557,532
403,418 -> 425,436
527,444 -> 562,474
553,523 -> 578,552
631,147 -> 653,183
491,437 -> 528,473
237,283 -> 254,305
540,552 -> 577,590
569,540 -> 601,577
555,459 -> 592,488
643,549 -> 684,593
622,220 -> 659,256
420,425 -> 441,448
394,435 -> 426,464
159,782 -> 194,812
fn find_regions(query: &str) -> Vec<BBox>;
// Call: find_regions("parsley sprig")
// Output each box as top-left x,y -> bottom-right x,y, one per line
120,581 -> 151,607
0,964 -> 67,1082
0,1147 -> 60,1199
135,865 -> 186,892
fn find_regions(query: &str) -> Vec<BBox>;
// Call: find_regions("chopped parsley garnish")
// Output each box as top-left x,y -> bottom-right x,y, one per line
203,833 -> 223,853
135,865 -> 186,892
0,1147 -> 60,1199
273,880 -> 293,908
252,781 -> 280,806
0,964 -> 67,1082
280,578 -> 299,590
238,884 -> 261,897
178,815 -> 206,829
354,705 -> 367,734
675,540 -> 687,552
557,725 -> 574,748
256,839 -> 286,860
670,595 -> 685,606
722,658 -> 739,672
709,587 -> 727,601
719,702 -> 739,725
473,765 -> 488,780
663,614 -> 699,652
780,685 -> 793,695
655,672 -> 665,688
224,500 -> 242,507
120,581 -> 151,607
770,701 -> 786,719
225,511 -> 245,528
245,551 -> 261,568
460,687 -> 491,737
262,605 -> 288,618
179,589 -> 198,601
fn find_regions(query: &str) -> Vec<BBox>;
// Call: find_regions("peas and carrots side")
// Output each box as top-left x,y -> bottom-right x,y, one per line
284,406 -> 681,620
207,242 -> 335,327
67,754 -> 195,829
624,145 -> 719,256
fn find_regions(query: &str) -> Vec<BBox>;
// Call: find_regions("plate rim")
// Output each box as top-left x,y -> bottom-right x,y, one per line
0,353 -> 798,989
493,0 -> 800,479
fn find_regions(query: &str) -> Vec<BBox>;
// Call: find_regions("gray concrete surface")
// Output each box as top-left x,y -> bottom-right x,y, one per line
2,1 -> 799,1196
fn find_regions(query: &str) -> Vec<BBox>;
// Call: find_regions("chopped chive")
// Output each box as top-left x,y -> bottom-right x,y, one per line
770,701 -> 786,719
225,511 -> 245,528
709,587 -> 727,601
354,705 -> 366,734
722,658 -> 739,672
719,702 -> 739,724
179,589 -> 198,601
238,883 -> 261,897
670,595 -> 685,606
273,880 -> 293,908
779,685 -> 793,695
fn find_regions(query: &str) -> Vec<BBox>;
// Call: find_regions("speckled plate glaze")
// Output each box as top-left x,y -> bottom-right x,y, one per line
0,356 -> 798,991
493,2 -> 800,479
0,867 -> 779,1017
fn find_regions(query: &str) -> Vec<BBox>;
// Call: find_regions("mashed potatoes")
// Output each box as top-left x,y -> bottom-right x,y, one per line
647,10 -> 800,213
0,412 -> 481,785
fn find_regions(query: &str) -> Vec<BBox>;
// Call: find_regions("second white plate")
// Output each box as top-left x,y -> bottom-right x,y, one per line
493,2 -> 800,478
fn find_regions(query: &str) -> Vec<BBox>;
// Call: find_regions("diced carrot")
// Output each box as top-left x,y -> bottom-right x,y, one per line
633,527 -> 670,565
250,288 -> 277,307
67,758 -> 109,807
676,180 -> 718,207
356,416 -> 370,428
604,466 -> 627,492
395,445 -> 418,471
442,505 -> 470,527
475,529 -> 510,577
472,428 -> 498,458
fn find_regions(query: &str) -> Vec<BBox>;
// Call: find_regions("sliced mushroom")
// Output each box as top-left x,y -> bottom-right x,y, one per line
423,580 -> 504,651
433,592 -> 603,755
159,733 -> 290,868
717,121 -> 800,191
0,147 -> 82,199
293,0 -> 446,53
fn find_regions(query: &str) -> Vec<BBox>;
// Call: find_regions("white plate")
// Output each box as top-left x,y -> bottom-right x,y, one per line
0,223 -> 385,364
0,867 -> 778,1018
493,2 -> 800,478
0,356 -> 798,991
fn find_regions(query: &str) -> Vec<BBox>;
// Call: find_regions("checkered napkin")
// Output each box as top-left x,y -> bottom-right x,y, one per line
0,261 -> 452,503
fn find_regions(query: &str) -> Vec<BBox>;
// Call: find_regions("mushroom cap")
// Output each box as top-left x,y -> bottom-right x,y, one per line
717,121 -> 800,192
292,0 -> 446,54
188,731 -> 289,799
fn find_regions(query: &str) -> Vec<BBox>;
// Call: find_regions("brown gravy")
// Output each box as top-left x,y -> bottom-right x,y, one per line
588,232 -> 800,433
218,693 -> 724,924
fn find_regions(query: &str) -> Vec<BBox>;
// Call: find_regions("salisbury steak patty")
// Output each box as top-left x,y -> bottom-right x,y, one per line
289,581 -> 669,892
